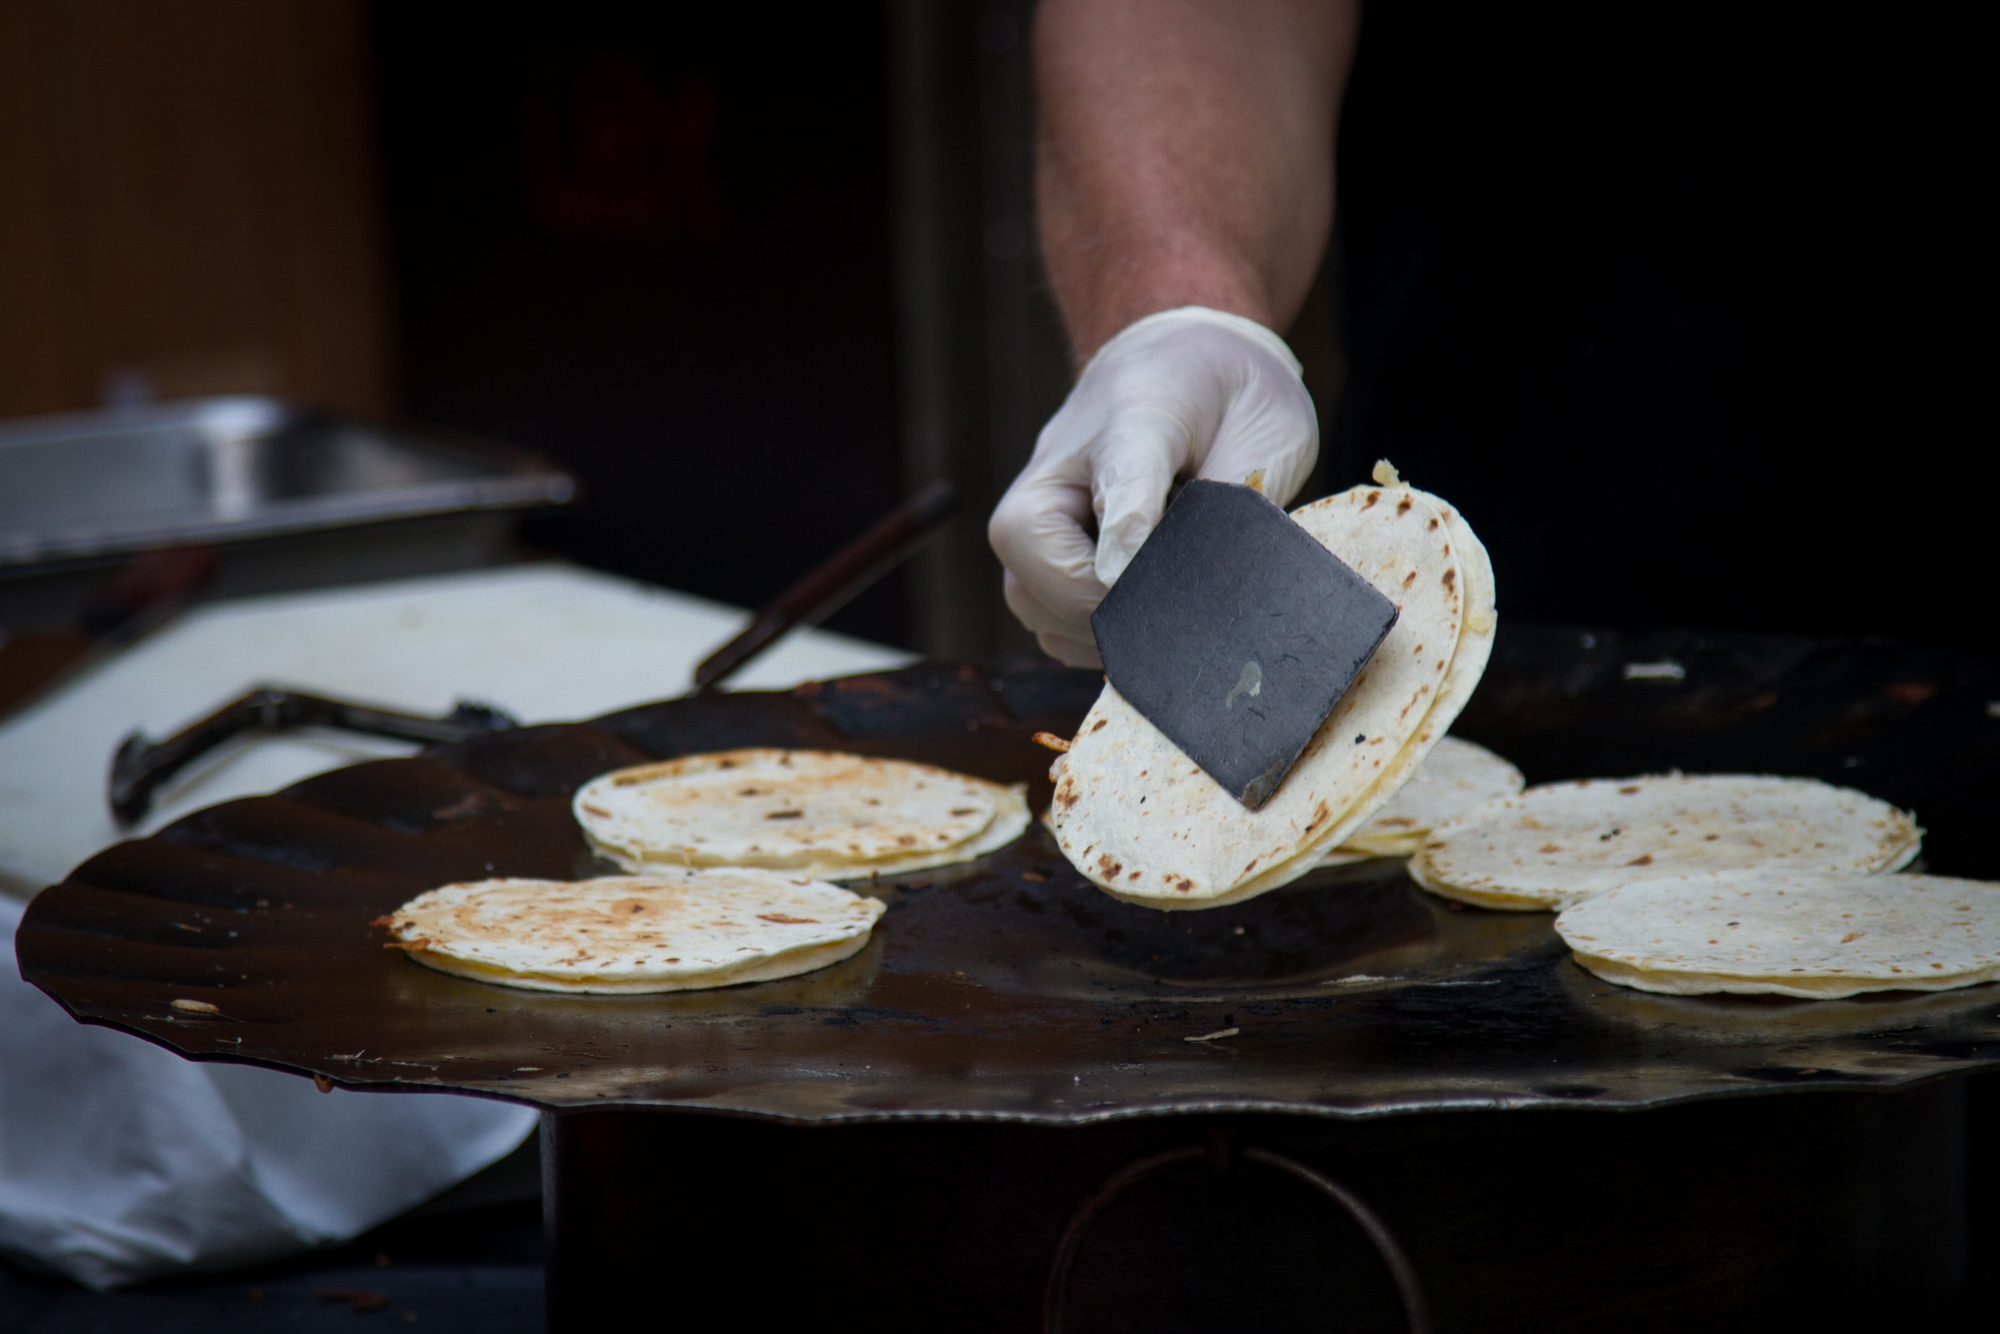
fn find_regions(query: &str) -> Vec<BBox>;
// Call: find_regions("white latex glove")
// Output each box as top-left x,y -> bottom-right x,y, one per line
988,306 -> 1319,666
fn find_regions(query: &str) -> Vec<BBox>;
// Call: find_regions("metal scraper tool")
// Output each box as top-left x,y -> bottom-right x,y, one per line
1090,480 -> 1398,809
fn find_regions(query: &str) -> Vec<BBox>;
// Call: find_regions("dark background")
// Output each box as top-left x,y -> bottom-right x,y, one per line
1327,1 -> 1987,645
372,1 -> 1986,652
376,7 -> 910,645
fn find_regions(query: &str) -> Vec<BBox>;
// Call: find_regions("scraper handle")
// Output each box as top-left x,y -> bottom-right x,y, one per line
692,480 -> 958,694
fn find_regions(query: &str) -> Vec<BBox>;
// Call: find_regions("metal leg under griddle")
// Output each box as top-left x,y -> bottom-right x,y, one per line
1041,1130 -> 1430,1334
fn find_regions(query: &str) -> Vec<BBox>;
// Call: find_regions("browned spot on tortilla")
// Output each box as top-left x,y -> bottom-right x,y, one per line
1427,516 -> 1439,529
1395,495 -> 1413,515
765,810 -> 804,820
1377,817 -> 1417,828
1128,871 -> 1142,881
1171,877 -> 1195,893
1055,783 -> 1078,811
1538,844 -> 1563,854
1441,568 -> 1457,589
1403,570 -> 1418,588
758,913 -> 819,924
1619,785 -> 1642,795
1626,854 -> 1654,866
581,804 -> 611,818
1091,718 -> 1108,733
1098,854 -> 1123,878
1243,859 -> 1260,873
896,835 -> 917,846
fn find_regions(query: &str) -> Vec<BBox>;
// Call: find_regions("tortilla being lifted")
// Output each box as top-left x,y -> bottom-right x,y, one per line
576,749 -> 1029,880
378,871 -> 884,993
1411,774 -> 1922,911
1051,466 -> 1497,909
1556,871 -> 2000,999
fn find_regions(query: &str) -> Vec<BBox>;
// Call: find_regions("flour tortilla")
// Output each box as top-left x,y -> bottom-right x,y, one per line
1320,736 -> 1524,862
576,749 -> 1027,878
1556,871 -> 2000,998
594,786 -> 1031,881
1411,775 -> 1923,911
379,872 -> 885,994
1226,491 -> 1498,898
1052,478 -> 1488,908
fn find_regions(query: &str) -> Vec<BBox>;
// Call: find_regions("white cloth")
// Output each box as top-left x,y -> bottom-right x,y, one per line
988,306 -> 1320,666
2,890 -> 532,1287
0,565 -> 914,1288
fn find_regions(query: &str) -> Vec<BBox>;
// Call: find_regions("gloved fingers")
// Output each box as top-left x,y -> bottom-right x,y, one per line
1002,571 -> 1103,667
991,480 -> 1106,637
1088,406 -> 1199,587
1037,630 -> 1102,668
1194,356 -> 1320,507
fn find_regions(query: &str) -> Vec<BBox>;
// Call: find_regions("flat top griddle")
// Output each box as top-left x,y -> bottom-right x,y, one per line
19,631 -> 2000,1122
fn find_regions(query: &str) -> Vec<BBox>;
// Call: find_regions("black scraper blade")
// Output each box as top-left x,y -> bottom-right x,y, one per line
1090,480 -> 1398,809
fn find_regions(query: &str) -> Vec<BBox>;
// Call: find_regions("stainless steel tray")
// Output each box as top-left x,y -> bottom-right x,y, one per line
0,397 -> 574,569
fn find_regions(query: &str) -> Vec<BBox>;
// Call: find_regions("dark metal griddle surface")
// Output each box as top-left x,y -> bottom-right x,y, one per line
19,634 -> 2000,1121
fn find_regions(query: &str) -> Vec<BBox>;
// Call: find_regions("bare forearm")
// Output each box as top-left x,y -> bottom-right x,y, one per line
1035,0 -> 1358,363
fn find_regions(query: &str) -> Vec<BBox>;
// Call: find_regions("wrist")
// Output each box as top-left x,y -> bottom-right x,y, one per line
1083,306 -> 1304,380
1055,239 -> 1275,363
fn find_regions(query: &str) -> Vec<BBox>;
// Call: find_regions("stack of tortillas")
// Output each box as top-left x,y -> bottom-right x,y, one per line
1050,463 -> 1497,909
1555,871 -> 2000,999
574,749 -> 1029,880
1317,736 -> 1524,865
1408,774 -> 1922,911
377,870 -> 885,993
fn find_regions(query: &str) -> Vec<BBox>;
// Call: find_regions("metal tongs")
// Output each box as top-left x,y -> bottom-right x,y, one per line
108,482 -> 957,828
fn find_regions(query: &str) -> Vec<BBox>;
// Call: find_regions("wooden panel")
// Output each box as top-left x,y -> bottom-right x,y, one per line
0,0 -> 390,419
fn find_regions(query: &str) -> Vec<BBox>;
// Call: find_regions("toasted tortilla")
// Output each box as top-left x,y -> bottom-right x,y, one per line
379,872 -> 884,994
576,749 -> 1027,877
1321,736 -> 1524,862
1555,871 -> 2000,998
1051,478 -> 1489,908
1411,774 -> 1923,911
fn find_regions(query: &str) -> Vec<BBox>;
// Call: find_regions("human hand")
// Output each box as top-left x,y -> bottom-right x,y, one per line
987,306 -> 1319,665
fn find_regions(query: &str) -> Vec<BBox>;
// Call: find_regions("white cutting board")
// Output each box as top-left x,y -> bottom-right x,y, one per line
0,564 -> 914,897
